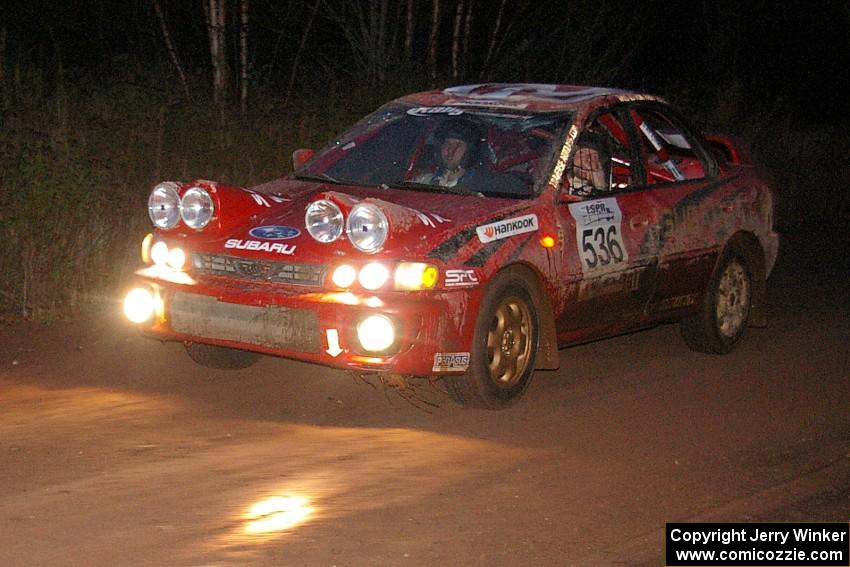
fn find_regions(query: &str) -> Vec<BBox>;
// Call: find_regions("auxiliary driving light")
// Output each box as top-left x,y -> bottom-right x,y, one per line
123,287 -> 156,324
306,199 -> 344,243
148,182 -> 181,229
347,203 -> 388,253
356,314 -> 396,353
180,186 -> 214,230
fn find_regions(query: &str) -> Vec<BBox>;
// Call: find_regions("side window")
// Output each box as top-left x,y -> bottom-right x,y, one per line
566,110 -> 638,196
629,107 -> 708,183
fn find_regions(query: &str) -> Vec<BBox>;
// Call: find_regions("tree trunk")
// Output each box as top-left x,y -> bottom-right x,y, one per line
463,0 -> 473,80
239,0 -> 248,115
150,0 -> 191,102
0,25 -> 7,112
481,0 -> 506,78
451,0 -> 464,80
427,0 -> 441,84
205,0 -> 228,106
405,0 -> 414,61
377,0 -> 388,83
286,0 -> 321,102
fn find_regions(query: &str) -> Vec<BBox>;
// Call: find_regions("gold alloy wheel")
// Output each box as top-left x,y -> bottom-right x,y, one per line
486,295 -> 533,388
716,259 -> 751,339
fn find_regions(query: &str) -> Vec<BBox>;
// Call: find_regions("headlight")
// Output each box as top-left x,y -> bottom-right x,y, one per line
331,264 -> 357,288
356,314 -> 396,353
167,247 -> 186,270
358,262 -> 389,290
305,199 -> 343,243
394,262 -> 438,290
180,186 -> 214,230
347,203 -> 388,253
148,182 -> 181,229
150,240 -> 169,267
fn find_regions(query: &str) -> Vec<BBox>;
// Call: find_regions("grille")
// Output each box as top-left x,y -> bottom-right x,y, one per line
170,292 -> 321,353
191,253 -> 326,286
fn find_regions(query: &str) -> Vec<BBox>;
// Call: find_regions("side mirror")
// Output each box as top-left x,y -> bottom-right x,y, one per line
292,148 -> 315,171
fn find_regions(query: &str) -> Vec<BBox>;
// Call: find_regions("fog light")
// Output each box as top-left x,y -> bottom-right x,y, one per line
151,241 -> 169,267
356,314 -> 395,352
167,247 -> 186,271
123,287 -> 156,324
331,264 -> 357,288
358,262 -> 389,290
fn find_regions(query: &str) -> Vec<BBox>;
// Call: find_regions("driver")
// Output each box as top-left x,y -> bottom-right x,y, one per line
416,119 -> 485,188
568,135 -> 609,195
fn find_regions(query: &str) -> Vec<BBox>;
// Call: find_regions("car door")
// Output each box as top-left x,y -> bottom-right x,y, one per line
625,104 -> 720,317
555,107 -> 659,337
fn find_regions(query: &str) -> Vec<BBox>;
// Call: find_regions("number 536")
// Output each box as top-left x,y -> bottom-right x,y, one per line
581,226 -> 625,269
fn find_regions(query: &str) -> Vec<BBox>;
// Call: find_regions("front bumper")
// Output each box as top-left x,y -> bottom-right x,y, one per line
128,270 -> 478,376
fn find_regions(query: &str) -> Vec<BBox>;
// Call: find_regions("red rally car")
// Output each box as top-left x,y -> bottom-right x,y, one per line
124,83 -> 779,409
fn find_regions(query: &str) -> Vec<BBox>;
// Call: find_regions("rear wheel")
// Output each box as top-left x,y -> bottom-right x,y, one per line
184,342 -> 261,370
680,254 -> 752,354
445,273 -> 538,409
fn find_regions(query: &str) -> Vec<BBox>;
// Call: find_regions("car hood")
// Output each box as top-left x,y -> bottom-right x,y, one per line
178,178 -> 540,267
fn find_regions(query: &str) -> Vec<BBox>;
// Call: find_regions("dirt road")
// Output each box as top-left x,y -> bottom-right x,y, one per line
1,233 -> 847,566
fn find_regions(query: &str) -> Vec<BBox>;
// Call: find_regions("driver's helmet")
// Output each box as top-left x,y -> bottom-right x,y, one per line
432,118 -> 486,168
569,132 -> 611,193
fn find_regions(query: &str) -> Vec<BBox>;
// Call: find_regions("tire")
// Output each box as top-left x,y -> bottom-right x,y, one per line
184,342 -> 261,370
680,253 -> 752,354
446,273 -> 538,409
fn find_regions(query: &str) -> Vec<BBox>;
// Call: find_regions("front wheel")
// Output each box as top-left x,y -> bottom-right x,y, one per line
680,253 -> 752,354
184,342 -> 261,370
445,273 -> 538,409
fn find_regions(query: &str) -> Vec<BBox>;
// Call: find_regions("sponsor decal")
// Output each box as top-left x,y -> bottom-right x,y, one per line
407,106 -> 464,116
414,210 -> 451,228
578,270 -> 641,300
246,190 -> 289,207
445,269 -> 479,287
568,198 -> 629,273
658,293 -> 696,310
432,352 -> 470,372
224,239 -> 297,255
476,214 -> 538,243
249,225 -> 301,240
445,98 -> 529,109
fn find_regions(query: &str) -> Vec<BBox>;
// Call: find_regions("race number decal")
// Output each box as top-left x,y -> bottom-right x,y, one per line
568,198 -> 629,273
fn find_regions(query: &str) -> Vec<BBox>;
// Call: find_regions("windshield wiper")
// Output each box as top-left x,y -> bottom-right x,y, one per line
392,180 -> 472,196
292,172 -> 343,185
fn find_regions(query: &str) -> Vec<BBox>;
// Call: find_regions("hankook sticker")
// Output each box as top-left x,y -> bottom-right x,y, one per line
476,214 -> 538,243
432,352 -> 470,372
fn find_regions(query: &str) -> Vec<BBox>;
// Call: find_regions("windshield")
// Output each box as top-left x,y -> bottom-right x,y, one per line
296,102 -> 571,198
